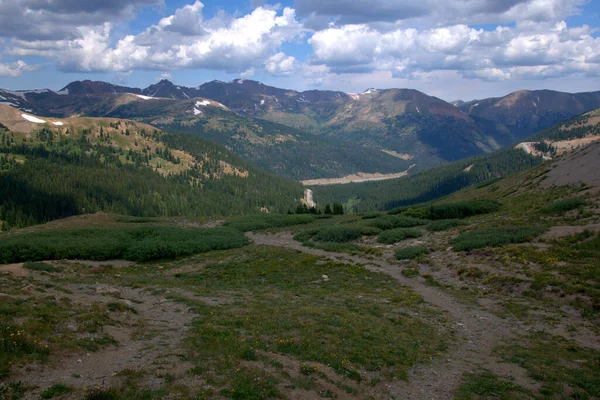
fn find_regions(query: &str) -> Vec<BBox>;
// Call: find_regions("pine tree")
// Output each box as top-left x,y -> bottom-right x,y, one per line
324,204 -> 332,214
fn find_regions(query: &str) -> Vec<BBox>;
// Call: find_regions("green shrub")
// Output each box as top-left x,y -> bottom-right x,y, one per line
389,199 -> 501,219
361,212 -> 382,219
41,384 -> 72,399
224,214 -> 314,232
541,198 -> 587,214
426,219 -> 468,232
360,226 -> 382,236
395,246 -> 430,260
23,262 -> 61,273
401,268 -> 420,277
367,216 -> 428,230
312,226 -> 363,243
451,226 -> 546,251
378,228 -> 423,244
424,199 -> 501,220
293,228 -> 321,242
0,227 -> 249,264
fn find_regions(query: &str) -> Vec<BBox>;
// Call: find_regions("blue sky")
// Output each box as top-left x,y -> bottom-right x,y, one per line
0,0 -> 599,101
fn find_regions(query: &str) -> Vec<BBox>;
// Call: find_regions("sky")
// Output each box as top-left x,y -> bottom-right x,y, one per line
0,0 -> 599,101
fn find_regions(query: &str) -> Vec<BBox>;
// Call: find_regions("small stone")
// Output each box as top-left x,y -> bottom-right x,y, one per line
77,359 -> 82,363
96,285 -> 121,296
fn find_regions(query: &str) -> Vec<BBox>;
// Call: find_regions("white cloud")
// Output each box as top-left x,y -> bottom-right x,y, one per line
0,60 -> 43,77
308,21 -> 600,81
295,0 -> 587,28
8,3 -> 305,76
0,0 -> 162,41
264,52 -> 298,76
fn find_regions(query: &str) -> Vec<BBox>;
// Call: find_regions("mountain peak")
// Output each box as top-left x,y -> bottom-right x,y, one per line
61,80 -> 140,95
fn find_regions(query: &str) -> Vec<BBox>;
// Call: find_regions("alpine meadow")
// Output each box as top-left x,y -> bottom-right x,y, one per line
1,1 -> 600,399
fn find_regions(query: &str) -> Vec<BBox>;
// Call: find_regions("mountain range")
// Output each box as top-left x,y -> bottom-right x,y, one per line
2,79 -> 600,180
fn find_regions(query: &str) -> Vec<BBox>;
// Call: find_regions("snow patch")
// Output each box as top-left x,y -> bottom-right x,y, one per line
196,100 -> 210,107
182,91 -> 190,99
193,108 -> 202,115
52,121 -> 64,126
260,99 -> 265,106
236,79 -> 244,84
348,93 -> 360,100
533,101 -> 538,108
473,103 -> 480,107
416,107 -> 421,114
134,94 -> 155,100
22,113 -> 46,123
362,88 -> 378,94
0,102 -> 16,106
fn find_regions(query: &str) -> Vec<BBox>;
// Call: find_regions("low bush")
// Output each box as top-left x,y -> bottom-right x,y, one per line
360,226 -> 382,236
23,262 -> 61,273
426,219 -> 468,232
293,228 -> 321,243
391,199 -> 501,220
0,227 -> 249,263
224,214 -> 314,232
451,226 -> 546,251
541,198 -> 587,215
395,246 -> 430,260
361,212 -> 382,219
312,226 -> 363,243
378,228 -> 423,244
425,199 -> 501,220
41,384 -> 72,399
367,216 -> 428,230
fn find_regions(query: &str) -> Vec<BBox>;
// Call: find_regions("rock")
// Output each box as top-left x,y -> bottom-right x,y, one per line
120,299 -> 134,307
96,285 -> 121,297
21,284 -> 36,294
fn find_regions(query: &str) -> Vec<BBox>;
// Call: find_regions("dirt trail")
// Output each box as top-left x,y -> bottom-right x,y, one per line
247,232 -> 536,399
11,284 -> 196,399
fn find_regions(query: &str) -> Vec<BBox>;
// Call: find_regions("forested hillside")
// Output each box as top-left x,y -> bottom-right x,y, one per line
311,148 -> 542,212
0,108 -> 303,229
311,108 -> 600,212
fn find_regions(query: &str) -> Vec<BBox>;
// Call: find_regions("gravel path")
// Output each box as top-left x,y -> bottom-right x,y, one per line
247,231 -> 538,399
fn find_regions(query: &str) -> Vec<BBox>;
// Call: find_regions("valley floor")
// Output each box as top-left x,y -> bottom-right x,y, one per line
301,167 -> 414,186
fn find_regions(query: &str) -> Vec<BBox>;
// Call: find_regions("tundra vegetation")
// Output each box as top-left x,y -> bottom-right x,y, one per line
1,155 -> 599,399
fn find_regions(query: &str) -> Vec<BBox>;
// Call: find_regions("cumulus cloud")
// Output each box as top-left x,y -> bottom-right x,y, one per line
264,52 -> 298,76
308,21 -> 600,81
295,0 -> 586,28
0,0 -> 162,41
0,60 -> 43,77
8,2 -> 304,75
1,0 -> 597,86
